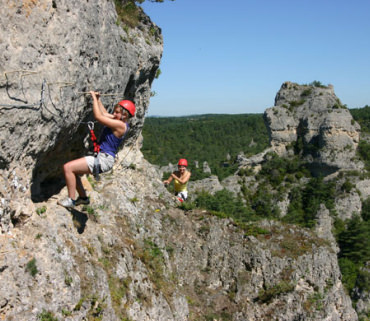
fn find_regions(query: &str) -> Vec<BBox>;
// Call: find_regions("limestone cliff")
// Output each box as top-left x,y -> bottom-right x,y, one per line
264,81 -> 361,175
0,149 -> 358,321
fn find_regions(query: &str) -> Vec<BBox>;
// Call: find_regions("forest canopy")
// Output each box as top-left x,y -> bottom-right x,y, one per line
141,114 -> 269,180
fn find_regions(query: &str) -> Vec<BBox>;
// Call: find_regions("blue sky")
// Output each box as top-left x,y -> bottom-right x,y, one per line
140,0 -> 370,116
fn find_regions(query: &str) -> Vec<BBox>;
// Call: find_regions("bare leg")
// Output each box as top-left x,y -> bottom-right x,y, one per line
76,175 -> 87,198
63,157 -> 90,200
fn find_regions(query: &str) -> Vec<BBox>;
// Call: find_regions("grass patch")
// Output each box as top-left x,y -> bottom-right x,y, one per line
26,258 -> 38,277
37,310 -> 58,321
109,276 -> 131,315
289,99 -> 306,107
258,281 -> 295,303
303,291 -> 325,312
114,0 -> 141,28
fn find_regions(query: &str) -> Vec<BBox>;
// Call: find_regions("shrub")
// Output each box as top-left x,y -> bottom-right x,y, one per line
109,276 -> 131,314
309,80 -> 327,88
289,99 -> 306,107
341,180 -> 354,193
284,177 -> 335,227
338,258 -> 358,291
358,140 -> 370,170
36,206 -> 47,215
301,88 -> 312,97
258,281 -> 295,303
26,258 -> 38,277
362,197 -> 370,221
155,68 -> 161,79
250,187 -> 280,219
258,153 -> 309,187
195,189 -> 252,222
114,0 -> 141,28
37,310 -> 58,321
178,201 -> 196,211
357,268 -> 370,292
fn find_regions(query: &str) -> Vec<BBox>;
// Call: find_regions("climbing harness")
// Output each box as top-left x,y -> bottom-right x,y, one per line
87,121 -> 101,181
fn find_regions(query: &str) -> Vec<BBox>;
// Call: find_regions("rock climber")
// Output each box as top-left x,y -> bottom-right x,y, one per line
58,91 -> 135,208
163,159 -> 191,202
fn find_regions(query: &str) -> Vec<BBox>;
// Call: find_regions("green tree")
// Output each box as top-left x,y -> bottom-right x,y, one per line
337,215 -> 370,265
250,187 -> 280,219
350,105 -> 370,133
358,140 -> 370,170
362,197 -> 370,221
283,177 -> 335,227
195,189 -> 253,222
336,207 -> 370,293
338,258 -> 358,291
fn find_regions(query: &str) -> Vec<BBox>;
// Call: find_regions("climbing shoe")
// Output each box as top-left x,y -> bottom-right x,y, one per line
57,197 -> 75,209
75,196 -> 90,206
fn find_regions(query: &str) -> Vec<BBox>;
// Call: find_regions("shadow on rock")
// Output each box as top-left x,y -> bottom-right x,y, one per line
70,208 -> 88,234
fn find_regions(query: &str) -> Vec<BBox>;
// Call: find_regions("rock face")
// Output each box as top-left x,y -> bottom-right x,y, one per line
0,0 -> 162,199
264,82 -> 361,175
188,175 -> 223,199
0,149 -> 358,321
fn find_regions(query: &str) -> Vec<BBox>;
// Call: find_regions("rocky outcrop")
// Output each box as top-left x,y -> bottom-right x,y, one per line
188,175 -> 223,199
264,82 -> 361,175
0,149 -> 358,321
202,161 -> 211,174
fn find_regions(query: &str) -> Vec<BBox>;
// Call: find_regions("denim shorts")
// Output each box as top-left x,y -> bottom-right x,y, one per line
85,152 -> 115,174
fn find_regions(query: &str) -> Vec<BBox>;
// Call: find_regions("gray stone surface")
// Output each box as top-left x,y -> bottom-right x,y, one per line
202,161 -> 211,173
264,81 -> 361,175
335,190 -> 362,221
0,150 -> 358,320
188,175 -> 223,199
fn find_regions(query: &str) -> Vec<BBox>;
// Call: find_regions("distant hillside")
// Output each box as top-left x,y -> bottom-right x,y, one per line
141,114 -> 269,180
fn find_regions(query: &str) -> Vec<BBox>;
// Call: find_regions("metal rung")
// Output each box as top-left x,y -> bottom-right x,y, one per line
77,92 -> 121,96
4,70 -> 39,77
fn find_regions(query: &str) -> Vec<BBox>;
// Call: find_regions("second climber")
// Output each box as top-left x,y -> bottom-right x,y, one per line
163,158 -> 191,202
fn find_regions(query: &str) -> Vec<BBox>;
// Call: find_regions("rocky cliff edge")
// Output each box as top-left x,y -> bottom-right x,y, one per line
264,81 -> 362,175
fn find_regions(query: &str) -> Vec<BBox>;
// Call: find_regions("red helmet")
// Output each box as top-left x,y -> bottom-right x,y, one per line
178,159 -> 188,167
118,100 -> 136,117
